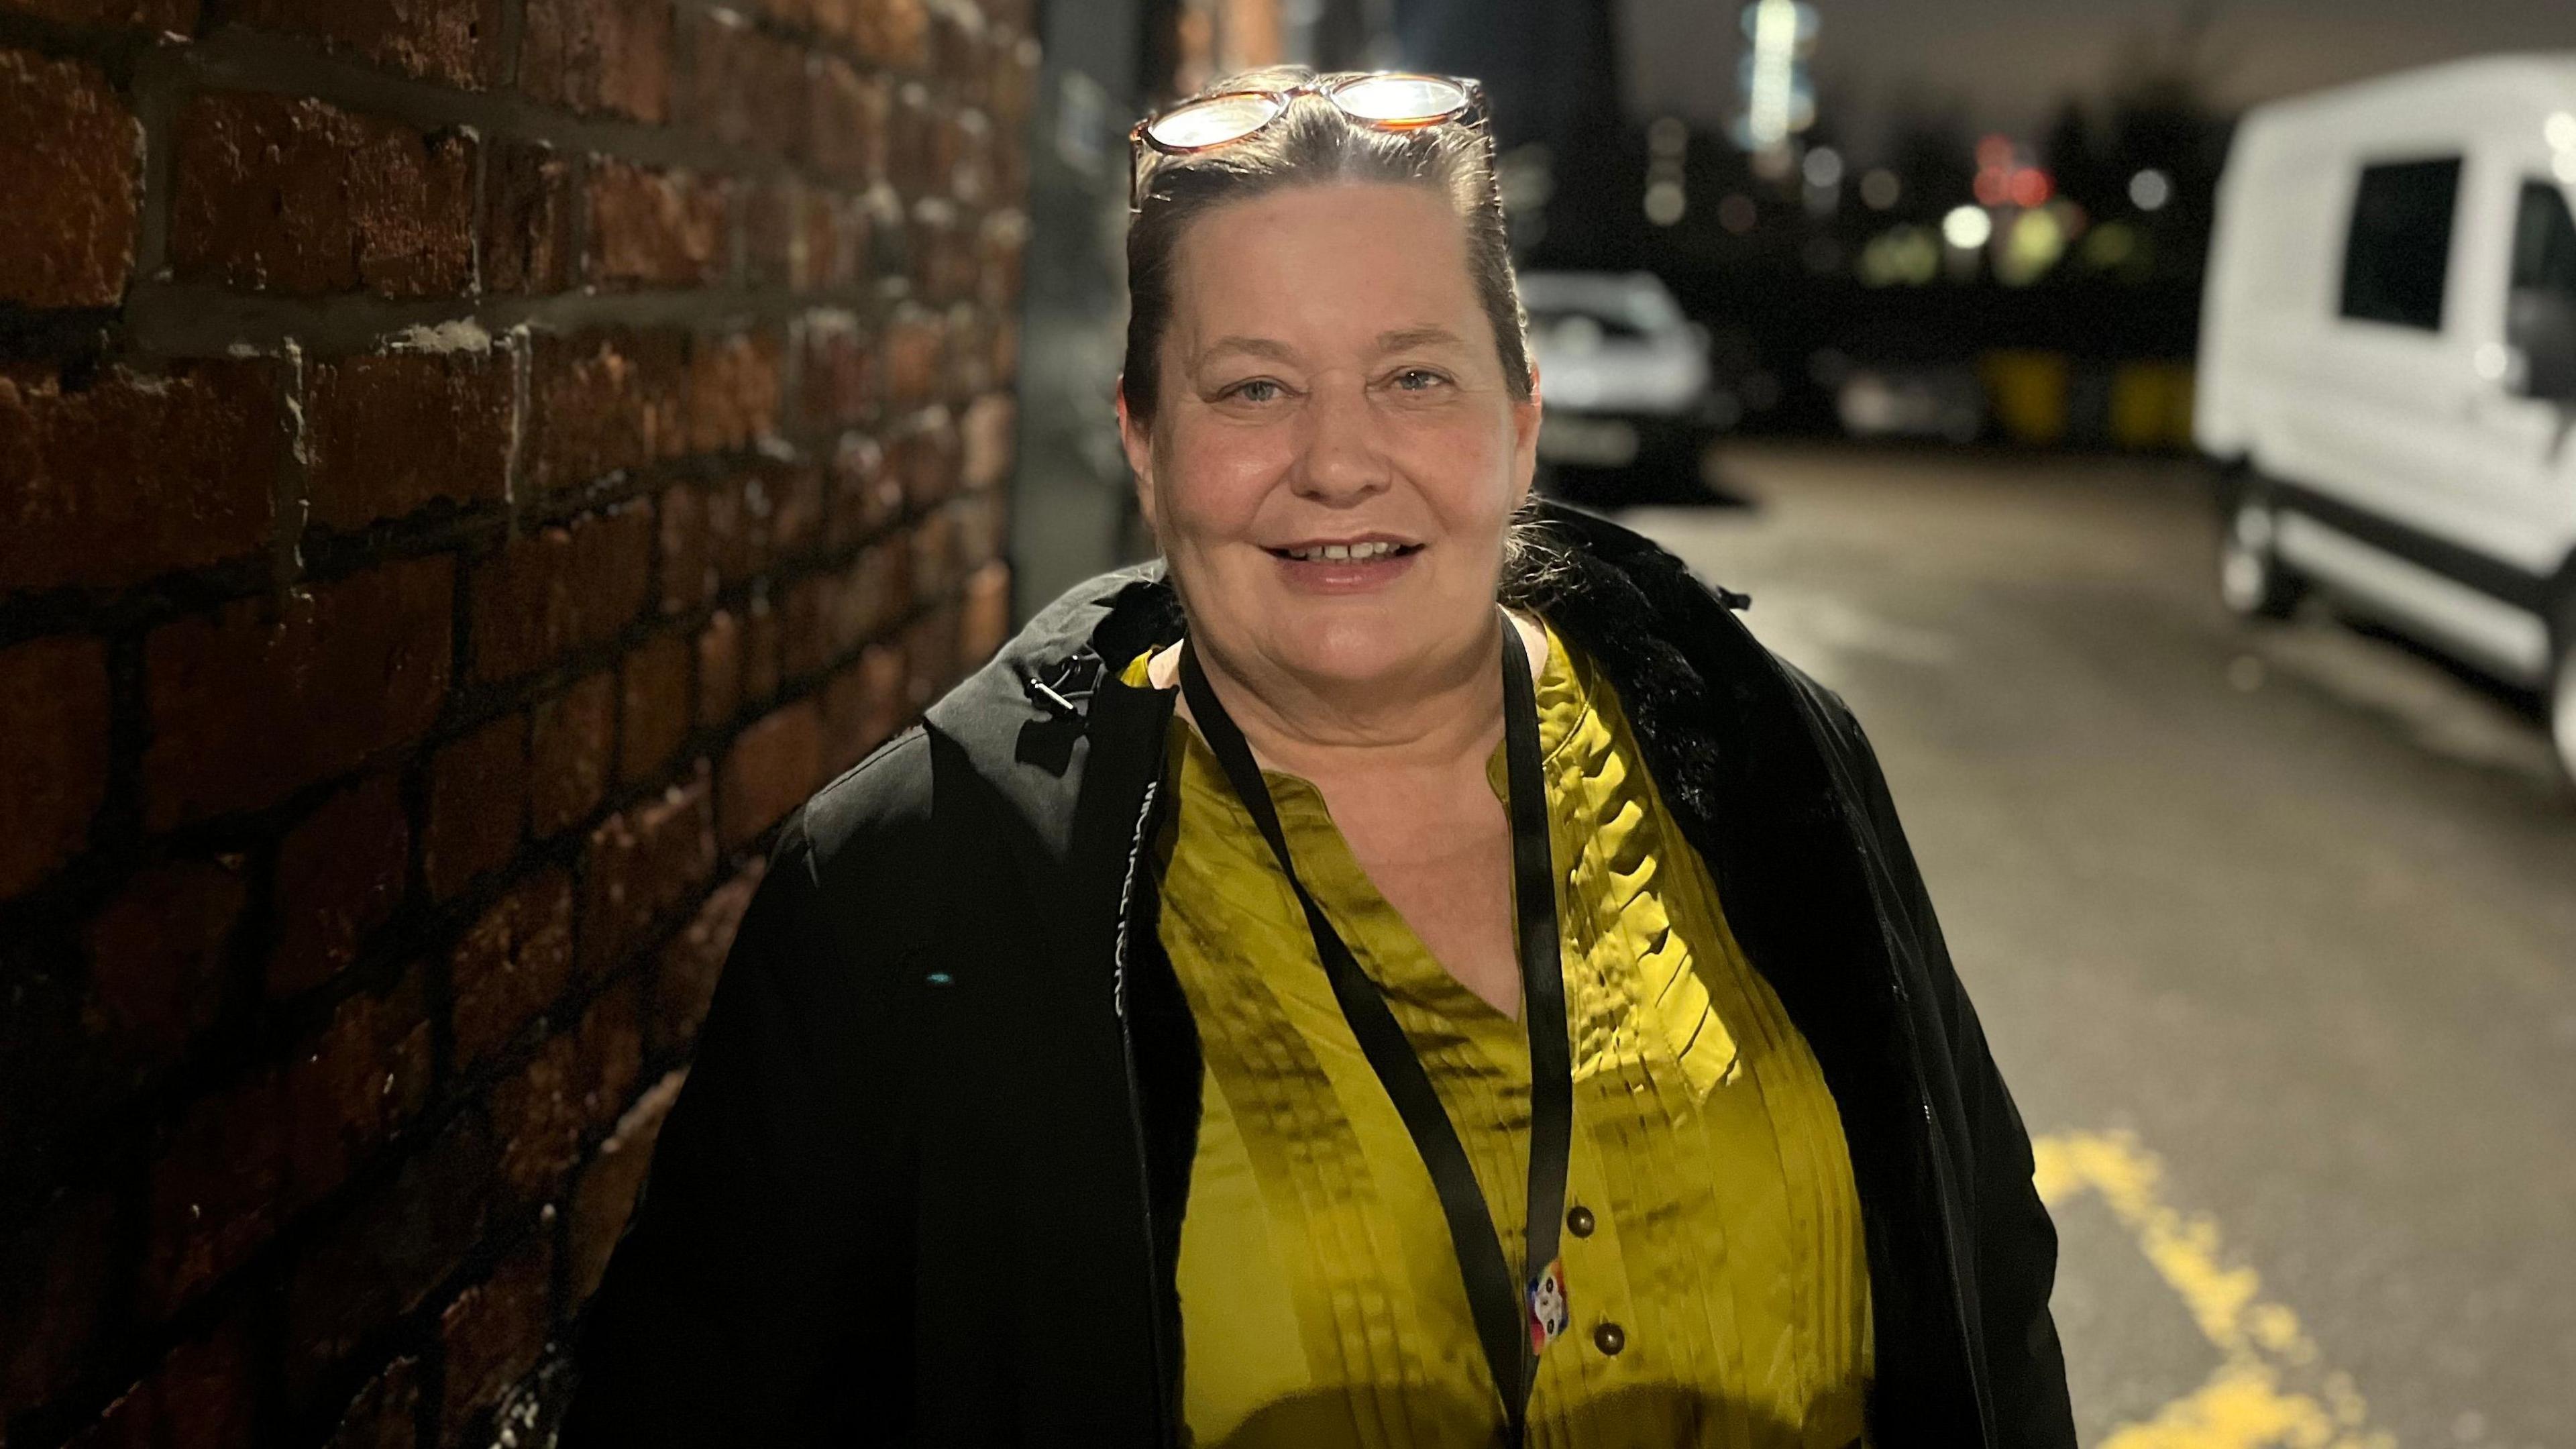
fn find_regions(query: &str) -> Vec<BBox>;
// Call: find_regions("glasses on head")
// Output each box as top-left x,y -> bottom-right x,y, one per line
1128,71 -> 1487,213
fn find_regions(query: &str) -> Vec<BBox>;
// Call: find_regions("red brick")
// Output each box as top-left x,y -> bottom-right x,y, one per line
287,970 -> 432,1189
83,1313 -> 257,1449
531,671 -> 615,837
883,306 -> 944,410
0,0 -> 194,25
904,600 -> 959,710
287,1114 -> 492,1398
0,635 -> 109,898
684,331 -> 783,453
143,555 -> 455,829
890,406 -> 961,509
652,863 -> 758,1055
231,0 -> 504,87
799,311 -> 879,431
655,482 -> 712,615
852,0 -> 926,68
804,54 -> 888,181
423,713 -> 526,899
0,50 -> 139,308
769,462 -> 824,556
959,392 -> 1016,490
961,559 -> 1010,665
955,487 -> 1006,572
0,1188 -> 115,1412
828,432 -> 898,547
832,536 -> 910,651
926,0 -> 985,91
491,977 -> 640,1201
324,1354 -> 419,1449
719,701 -> 821,849
886,78 -> 939,195
741,590 -> 782,707
745,181 -> 794,289
781,572 -> 835,680
86,858 -> 248,1074
170,93 -> 474,297
908,502 -> 958,598
682,9 -> 805,154
808,185 -> 877,290
977,209 -> 1028,307
468,500 -> 653,683
306,346 -> 515,531
585,158 -> 729,290
568,1067 -> 682,1304
819,643 -> 905,773
482,140 -> 576,295
908,196 -> 971,302
438,1236 -> 551,1430
449,870 -> 576,1069
138,1069 -> 284,1320
270,773 -> 409,998
141,971 -> 425,1279
1,360 -> 282,592
525,331 -> 686,495
695,610 -> 740,729
619,633 -> 692,784
580,767 -> 714,977
522,0 -> 672,123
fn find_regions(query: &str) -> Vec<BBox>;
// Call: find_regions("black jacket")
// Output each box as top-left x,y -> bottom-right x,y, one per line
561,504 -> 2077,1448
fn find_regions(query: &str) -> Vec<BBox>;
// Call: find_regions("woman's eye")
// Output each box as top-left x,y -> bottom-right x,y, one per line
1393,368 -> 1449,391
1226,378 -> 1283,404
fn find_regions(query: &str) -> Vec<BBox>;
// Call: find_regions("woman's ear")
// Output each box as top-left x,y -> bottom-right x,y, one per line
1508,361 -> 1543,507
1115,376 -> 1161,536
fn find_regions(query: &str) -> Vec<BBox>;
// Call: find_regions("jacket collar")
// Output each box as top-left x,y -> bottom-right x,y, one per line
920,501 -> 1752,861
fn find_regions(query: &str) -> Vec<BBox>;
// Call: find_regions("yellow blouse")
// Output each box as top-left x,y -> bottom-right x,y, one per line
1125,623 -> 1871,1449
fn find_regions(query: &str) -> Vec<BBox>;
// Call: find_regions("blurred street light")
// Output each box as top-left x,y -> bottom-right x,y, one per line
1802,146 -> 1844,189
1735,0 -> 1819,162
1859,168 -> 1901,211
1943,204 -> 1994,250
2129,167 -> 2173,212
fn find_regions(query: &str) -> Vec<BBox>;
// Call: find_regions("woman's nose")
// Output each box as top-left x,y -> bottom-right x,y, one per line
1291,380 -> 1390,502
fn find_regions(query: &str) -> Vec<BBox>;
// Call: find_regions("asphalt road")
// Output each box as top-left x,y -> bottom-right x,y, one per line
1615,444 -> 2576,1449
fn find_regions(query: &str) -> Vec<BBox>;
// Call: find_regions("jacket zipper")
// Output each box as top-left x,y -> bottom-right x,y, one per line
1110,772 -> 1175,1447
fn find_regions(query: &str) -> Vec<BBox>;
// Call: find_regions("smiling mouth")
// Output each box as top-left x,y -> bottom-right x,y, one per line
1265,540 -> 1423,562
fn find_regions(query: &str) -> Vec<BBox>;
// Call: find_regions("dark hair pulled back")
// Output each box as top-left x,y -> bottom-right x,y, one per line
1119,66 -> 1534,426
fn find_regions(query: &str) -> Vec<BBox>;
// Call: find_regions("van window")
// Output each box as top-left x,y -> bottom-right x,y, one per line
2339,158 -> 2462,331
2512,182 -> 2576,296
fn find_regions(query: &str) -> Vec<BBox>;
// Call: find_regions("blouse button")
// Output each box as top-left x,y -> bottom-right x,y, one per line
1565,1205 -> 1595,1238
1592,1321 -> 1626,1356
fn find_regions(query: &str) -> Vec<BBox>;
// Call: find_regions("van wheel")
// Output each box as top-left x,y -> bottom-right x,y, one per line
2551,634 -> 2576,792
2219,496 -> 2300,620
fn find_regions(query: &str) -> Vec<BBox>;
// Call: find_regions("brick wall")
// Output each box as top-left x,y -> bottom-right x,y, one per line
0,1 -> 1032,1444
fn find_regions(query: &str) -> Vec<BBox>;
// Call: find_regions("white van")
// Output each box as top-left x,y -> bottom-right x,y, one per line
2196,56 -> 2576,786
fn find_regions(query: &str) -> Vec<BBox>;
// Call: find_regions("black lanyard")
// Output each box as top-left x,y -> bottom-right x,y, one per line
1177,614 -> 1573,1444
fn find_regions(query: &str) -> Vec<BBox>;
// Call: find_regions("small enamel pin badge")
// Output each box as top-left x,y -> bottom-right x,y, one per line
1527,1259 -> 1570,1353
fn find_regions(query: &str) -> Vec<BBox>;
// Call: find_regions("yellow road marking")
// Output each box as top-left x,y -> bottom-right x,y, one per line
2032,1131 -> 2393,1449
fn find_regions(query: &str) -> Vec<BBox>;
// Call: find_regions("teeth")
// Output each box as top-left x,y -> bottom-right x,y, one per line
1287,541 -> 1401,561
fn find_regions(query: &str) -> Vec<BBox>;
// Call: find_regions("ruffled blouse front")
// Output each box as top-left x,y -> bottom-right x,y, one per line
1128,623 -> 1871,1449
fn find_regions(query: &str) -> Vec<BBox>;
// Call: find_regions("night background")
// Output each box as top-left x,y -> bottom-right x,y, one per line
1,0 -> 2571,1445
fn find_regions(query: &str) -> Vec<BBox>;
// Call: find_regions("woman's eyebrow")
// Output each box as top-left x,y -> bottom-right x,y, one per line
1376,325 -> 1467,352
1201,335 -> 1299,364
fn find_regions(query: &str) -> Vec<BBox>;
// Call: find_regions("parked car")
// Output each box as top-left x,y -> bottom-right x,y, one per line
2196,56 -> 2576,786
1521,271 -> 1735,504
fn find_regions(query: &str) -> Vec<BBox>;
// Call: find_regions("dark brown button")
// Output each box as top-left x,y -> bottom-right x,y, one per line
1592,1321 -> 1626,1356
1566,1205 -> 1595,1238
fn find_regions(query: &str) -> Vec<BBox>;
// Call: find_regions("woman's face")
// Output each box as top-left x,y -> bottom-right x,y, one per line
1120,181 -> 1540,698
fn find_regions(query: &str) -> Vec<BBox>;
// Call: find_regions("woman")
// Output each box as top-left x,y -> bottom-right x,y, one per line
564,68 -> 2074,1449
